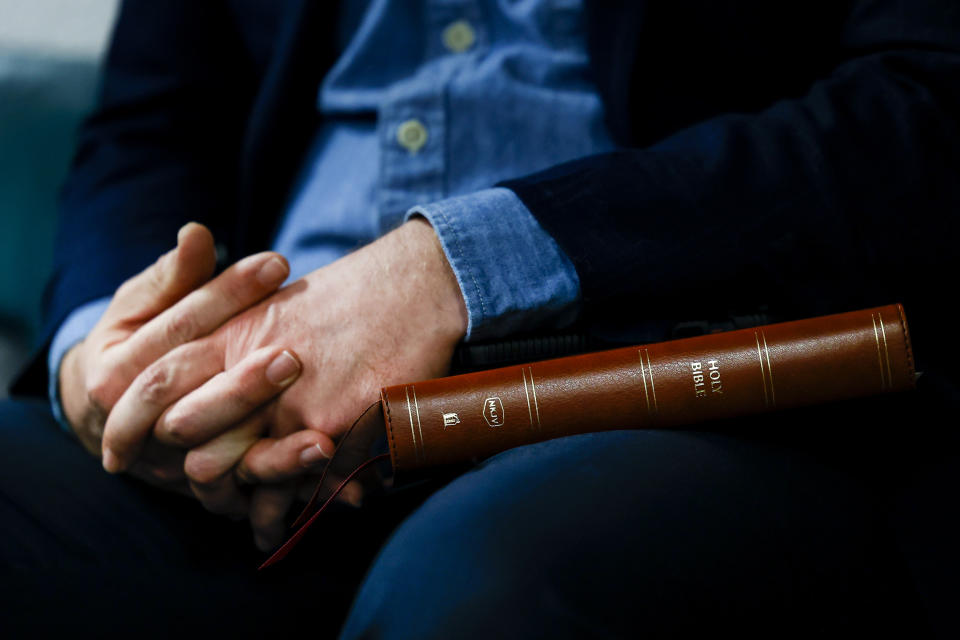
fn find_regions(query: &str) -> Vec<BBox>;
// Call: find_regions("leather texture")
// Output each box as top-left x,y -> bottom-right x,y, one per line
382,304 -> 915,474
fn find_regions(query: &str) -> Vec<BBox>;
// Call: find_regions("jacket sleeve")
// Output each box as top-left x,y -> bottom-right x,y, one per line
13,1 -> 259,395
500,0 -> 960,349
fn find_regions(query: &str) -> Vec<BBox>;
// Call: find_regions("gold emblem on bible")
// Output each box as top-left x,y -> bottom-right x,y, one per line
442,412 -> 461,428
483,397 -> 504,427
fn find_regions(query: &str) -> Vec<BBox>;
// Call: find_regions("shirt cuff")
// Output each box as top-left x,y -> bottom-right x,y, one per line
48,297 -> 111,433
406,187 -> 581,341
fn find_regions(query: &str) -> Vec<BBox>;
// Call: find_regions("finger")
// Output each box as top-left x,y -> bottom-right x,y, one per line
250,484 -> 297,551
154,347 -> 301,448
338,480 -> 365,507
140,439 -> 189,482
114,251 -> 289,376
103,222 -> 217,326
189,477 -> 250,518
184,414 -> 266,517
183,412 -> 267,488
236,429 -> 336,485
102,338 -> 223,473
118,434 -> 190,491
128,442 -> 192,496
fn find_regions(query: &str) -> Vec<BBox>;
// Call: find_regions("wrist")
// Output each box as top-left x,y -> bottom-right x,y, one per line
59,343 -> 84,428
59,343 -> 101,456
395,217 -> 469,343
406,188 -> 582,341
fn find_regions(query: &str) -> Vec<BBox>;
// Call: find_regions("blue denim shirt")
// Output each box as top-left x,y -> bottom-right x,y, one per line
49,0 -> 615,427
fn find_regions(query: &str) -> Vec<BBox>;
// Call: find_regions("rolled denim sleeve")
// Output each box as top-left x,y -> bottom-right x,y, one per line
406,187 -> 581,341
47,297 -> 111,432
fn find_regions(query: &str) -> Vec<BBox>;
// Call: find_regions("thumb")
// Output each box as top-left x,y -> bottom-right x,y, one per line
103,222 -> 217,326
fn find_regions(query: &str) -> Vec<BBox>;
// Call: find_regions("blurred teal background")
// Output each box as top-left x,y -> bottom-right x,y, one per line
0,0 -> 119,395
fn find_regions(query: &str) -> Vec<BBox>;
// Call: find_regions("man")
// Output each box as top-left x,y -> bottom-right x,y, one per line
4,0 -> 959,637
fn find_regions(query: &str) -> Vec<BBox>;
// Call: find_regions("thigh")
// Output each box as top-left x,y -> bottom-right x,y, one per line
0,399 -> 379,637
341,428 -> 928,639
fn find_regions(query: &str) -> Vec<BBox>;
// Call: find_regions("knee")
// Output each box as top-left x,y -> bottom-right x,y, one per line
341,430 -> 891,638
341,432 -> 654,638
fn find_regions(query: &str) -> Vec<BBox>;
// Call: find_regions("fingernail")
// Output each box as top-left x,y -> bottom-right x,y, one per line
266,350 -> 300,386
102,448 -> 121,474
257,256 -> 288,287
299,442 -> 329,467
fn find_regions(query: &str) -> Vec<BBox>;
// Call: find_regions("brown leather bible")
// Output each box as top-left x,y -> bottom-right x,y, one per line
262,303 -> 916,567
382,302 -> 915,473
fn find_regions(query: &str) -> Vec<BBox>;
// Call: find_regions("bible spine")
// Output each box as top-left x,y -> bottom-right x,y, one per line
380,304 -> 915,473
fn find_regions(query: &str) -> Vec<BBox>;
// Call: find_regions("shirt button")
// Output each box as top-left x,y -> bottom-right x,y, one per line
397,119 -> 428,154
442,20 -> 476,53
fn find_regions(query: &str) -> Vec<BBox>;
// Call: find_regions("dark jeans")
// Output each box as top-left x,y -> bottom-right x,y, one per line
1,394 -> 955,638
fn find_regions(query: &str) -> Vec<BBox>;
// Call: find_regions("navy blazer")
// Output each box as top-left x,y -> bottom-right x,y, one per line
15,0 -> 960,393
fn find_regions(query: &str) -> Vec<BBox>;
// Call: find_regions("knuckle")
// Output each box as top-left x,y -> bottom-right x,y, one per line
146,258 -> 168,292
139,362 -> 174,405
116,267 -> 149,298
113,278 -> 135,300
160,409 -> 192,445
217,275 -> 247,308
164,310 -> 198,345
84,371 -> 114,411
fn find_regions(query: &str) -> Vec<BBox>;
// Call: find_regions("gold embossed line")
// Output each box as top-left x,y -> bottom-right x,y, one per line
878,311 -> 893,390
404,385 -> 423,463
871,313 -> 887,390
761,330 -> 776,407
642,348 -> 658,414
521,367 -> 535,430
755,331 -> 771,408
871,312 -> 893,391
638,349 -> 651,414
527,367 -> 542,430
638,349 -> 659,417
411,384 -> 425,459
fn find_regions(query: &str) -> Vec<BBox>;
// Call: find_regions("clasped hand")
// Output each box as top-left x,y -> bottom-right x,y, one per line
60,220 -> 467,549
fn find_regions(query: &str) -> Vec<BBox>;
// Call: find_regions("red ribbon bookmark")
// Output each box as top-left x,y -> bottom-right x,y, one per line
259,453 -> 390,570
